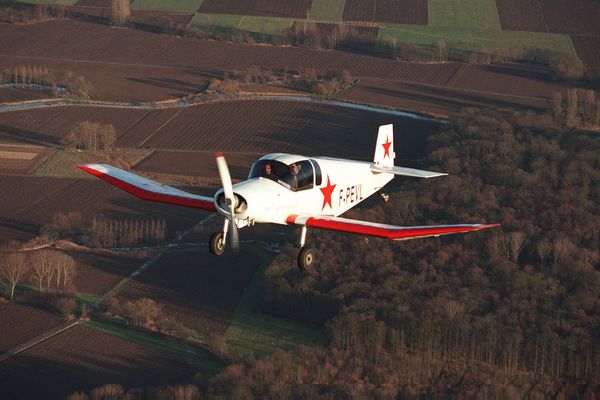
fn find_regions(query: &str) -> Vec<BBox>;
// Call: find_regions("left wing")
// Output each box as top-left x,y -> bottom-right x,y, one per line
79,164 -> 217,211
286,214 -> 500,240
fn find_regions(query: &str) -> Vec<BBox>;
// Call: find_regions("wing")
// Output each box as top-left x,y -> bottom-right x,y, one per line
370,164 -> 447,178
79,164 -> 217,212
286,214 -> 500,240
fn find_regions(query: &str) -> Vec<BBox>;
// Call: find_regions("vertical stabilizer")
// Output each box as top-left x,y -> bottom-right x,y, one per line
373,124 -> 395,168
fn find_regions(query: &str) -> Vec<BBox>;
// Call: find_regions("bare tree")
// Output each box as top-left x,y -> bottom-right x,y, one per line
551,92 -> 563,127
486,235 -> 503,259
111,0 -> 130,27
537,238 -> 552,268
507,232 -> 525,263
566,88 -> 579,128
1,252 -> 28,301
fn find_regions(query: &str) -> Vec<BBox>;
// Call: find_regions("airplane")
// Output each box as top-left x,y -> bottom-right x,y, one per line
79,124 -> 500,270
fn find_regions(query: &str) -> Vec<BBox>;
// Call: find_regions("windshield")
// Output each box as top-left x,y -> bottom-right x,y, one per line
249,160 -> 314,191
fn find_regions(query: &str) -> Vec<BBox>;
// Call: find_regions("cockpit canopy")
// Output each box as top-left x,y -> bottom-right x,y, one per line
249,159 -> 321,191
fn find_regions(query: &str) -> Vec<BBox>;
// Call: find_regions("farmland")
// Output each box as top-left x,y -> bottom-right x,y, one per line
198,0 -> 312,19
0,175 -> 202,244
132,0 -> 202,14
0,324 -> 196,399
0,303 -> 63,353
0,144 -> 54,175
495,0 -> 547,32
342,0 -> 427,25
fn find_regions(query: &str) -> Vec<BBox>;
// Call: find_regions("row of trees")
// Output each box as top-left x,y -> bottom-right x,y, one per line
60,121 -> 117,151
89,216 -> 166,248
550,88 -> 600,128
0,250 -> 76,301
1,66 -> 91,97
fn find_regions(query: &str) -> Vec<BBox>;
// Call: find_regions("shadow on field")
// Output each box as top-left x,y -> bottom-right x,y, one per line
0,125 -> 60,147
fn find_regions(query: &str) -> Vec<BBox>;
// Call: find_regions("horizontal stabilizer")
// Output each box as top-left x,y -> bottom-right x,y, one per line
79,164 -> 216,211
370,164 -> 447,179
286,214 -> 500,240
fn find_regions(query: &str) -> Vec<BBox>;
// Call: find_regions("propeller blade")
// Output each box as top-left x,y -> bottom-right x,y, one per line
216,152 -> 239,253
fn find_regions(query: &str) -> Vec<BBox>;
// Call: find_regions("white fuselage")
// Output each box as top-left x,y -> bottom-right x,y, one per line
215,154 -> 394,226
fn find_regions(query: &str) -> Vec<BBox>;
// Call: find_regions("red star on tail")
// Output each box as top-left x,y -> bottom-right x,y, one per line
382,136 -> 392,158
320,175 -> 336,211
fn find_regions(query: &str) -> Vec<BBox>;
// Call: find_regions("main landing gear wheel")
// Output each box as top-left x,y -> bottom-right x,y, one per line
297,246 -> 315,271
209,232 -> 225,256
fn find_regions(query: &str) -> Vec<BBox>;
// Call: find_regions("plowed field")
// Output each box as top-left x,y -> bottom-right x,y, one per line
0,175 -> 202,244
135,150 -> 259,181
66,251 -> 145,294
539,0 -> 600,35
0,144 -> 54,175
118,100 -> 440,160
0,303 -> 63,353
199,0 -> 312,18
116,250 -> 261,337
343,0 -> 427,25
495,0 -> 547,32
0,20 -> 463,85
0,324 -> 195,399
572,36 -> 600,71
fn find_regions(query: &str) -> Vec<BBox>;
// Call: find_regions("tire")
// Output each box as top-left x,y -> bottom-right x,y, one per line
297,247 -> 315,271
209,232 -> 226,256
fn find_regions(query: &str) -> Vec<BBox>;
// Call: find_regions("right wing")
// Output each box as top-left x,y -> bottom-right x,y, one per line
286,214 -> 500,240
79,164 -> 217,211
370,164 -> 447,178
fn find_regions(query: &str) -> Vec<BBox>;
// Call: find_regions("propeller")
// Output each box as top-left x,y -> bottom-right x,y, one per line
216,152 -> 239,253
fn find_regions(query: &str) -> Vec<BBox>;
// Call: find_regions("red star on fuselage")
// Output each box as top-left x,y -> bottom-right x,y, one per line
382,136 -> 392,158
320,175 -> 336,211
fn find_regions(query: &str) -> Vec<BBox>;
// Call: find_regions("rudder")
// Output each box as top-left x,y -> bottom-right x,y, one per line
373,124 -> 395,168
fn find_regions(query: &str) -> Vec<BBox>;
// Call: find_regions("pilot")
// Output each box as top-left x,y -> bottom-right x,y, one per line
264,163 -> 277,181
290,163 -> 300,188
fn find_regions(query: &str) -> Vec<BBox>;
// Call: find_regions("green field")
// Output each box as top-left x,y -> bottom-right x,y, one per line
378,24 -> 576,59
191,13 -> 294,37
428,0 -> 502,30
131,0 -> 204,14
309,0 -> 346,21
225,247 -> 326,356
18,0 -> 78,4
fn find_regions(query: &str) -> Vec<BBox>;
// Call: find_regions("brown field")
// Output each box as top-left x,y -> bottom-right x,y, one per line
119,100 -> 440,160
116,249 -> 261,337
450,63 -> 571,99
0,56 -> 213,102
0,303 -> 63,353
0,87 -> 50,103
495,0 -> 547,32
572,36 -> 600,71
135,150 -> 260,182
340,78 -> 549,116
539,0 -> 600,35
0,144 -> 55,175
0,324 -> 195,399
66,250 -> 144,294
0,175 -> 203,244
343,0 -> 428,25
199,0 -> 312,18
0,20 -> 463,86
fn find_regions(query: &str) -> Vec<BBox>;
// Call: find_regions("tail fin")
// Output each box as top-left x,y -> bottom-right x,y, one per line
373,124 -> 395,168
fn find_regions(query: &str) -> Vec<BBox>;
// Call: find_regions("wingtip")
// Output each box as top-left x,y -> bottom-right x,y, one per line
215,152 -> 224,158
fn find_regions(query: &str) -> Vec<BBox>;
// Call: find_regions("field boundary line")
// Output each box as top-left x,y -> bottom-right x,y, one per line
137,109 -> 183,148
0,320 -> 80,363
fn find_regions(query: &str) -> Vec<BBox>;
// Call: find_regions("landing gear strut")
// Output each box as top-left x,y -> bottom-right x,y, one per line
297,226 -> 315,271
209,219 -> 229,256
